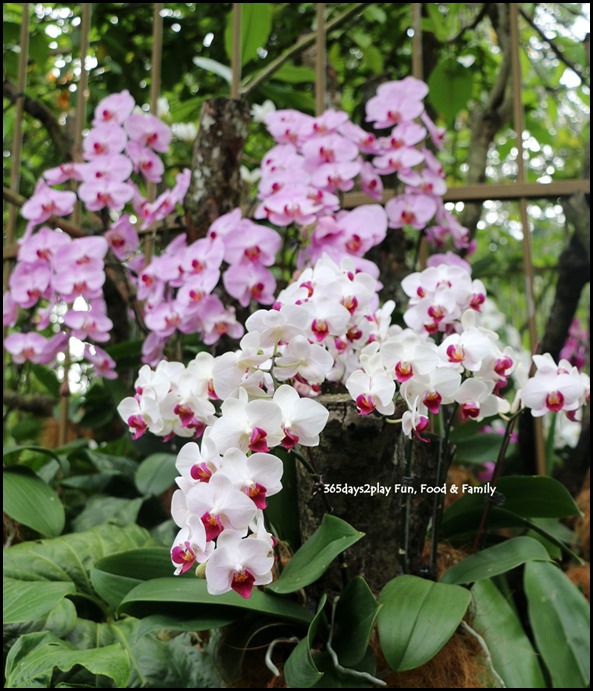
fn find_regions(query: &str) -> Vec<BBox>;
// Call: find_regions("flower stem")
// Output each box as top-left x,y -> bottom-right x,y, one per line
471,410 -> 522,553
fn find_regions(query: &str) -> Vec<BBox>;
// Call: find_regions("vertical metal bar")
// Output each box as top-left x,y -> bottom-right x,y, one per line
411,3 -> 429,269
72,2 -> 92,224
509,4 -> 546,476
59,3 -> 92,447
5,3 -> 31,259
231,3 -> 242,99
144,2 -> 164,262
411,3 -> 423,79
315,3 -> 326,116
3,4 -> 30,389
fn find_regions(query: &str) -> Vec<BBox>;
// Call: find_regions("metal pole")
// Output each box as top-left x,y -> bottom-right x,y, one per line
315,3 -> 327,115
510,3 -> 546,476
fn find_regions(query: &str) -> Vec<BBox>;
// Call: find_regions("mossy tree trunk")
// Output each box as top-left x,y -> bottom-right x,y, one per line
296,394 -> 442,596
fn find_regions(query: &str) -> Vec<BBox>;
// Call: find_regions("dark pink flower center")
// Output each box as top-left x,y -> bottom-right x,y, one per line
249,427 -> 269,453
356,393 -> 375,415
245,482 -> 268,509
545,391 -> 564,412
231,568 -> 255,598
395,360 -> 413,383
200,512 -> 223,541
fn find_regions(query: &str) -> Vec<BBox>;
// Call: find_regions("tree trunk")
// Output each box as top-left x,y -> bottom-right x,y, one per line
184,98 -> 250,242
296,394 -> 440,596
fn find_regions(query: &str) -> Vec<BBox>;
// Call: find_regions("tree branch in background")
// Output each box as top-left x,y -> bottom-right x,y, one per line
3,79 -> 73,159
3,390 -> 56,417
444,3 -> 490,45
459,3 -> 514,242
519,7 -> 586,83
241,2 -> 367,97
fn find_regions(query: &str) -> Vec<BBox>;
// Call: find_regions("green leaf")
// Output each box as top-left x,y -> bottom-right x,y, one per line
3,468 -> 65,537
3,524 -> 152,596
452,433 -> 507,465
91,546 -> 174,608
471,579 -> 546,688
311,647 -> 377,688
524,561 -> 590,688
71,496 -> 143,532
378,575 -> 472,671
192,56 -> 232,83
268,514 -> 364,594
4,632 -> 130,688
332,577 -> 381,666
284,595 -> 327,687
136,612 -> 237,638
224,3 -> 272,67
29,363 -> 60,396
120,577 -> 313,626
441,536 -> 551,585
3,579 -> 75,623
4,444 -> 65,467
135,453 -> 177,496
272,62 -> 316,84
81,449 -> 137,479
427,57 -> 474,125
442,476 -> 581,536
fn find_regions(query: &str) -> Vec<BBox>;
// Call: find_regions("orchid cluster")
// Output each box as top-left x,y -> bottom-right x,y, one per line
254,75 -> 472,270
345,256 -> 589,438
3,89 -> 190,378
117,253 -> 413,596
117,253 -> 390,443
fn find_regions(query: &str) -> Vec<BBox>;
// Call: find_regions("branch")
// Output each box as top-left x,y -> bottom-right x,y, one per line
3,186 -> 89,240
3,79 -> 73,158
242,3 -> 367,97
3,389 -> 56,416
519,7 -> 586,83
445,4 -> 490,44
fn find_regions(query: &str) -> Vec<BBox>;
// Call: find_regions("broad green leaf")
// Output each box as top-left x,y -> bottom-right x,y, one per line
471,579 -> 546,688
81,449 -> 137,479
524,561 -> 590,688
378,575 -> 472,671
284,595 -> 327,687
3,524 -> 152,596
135,453 -> 177,496
192,56 -> 232,84
120,577 -> 313,626
224,3 -> 272,67
3,444 -> 64,465
29,363 -> 60,396
4,632 -> 130,689
441,536 -> 551,585
427,57 -> 474,124
91,546 -> 174,608
268,514 -> 364,594
71,495 -> 143,532
442,476 -> 580,536
136,612 -> 237,638
273,62 -> 316,84
3,579 -> 75,623
444,507 -> 582,562
452,433 -> 507,465
3,468 -> 65,537
332,577 -> 381,666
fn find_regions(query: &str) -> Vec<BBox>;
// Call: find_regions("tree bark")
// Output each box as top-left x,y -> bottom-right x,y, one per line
183,98 -> 250,242
296,394 -> 440,596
